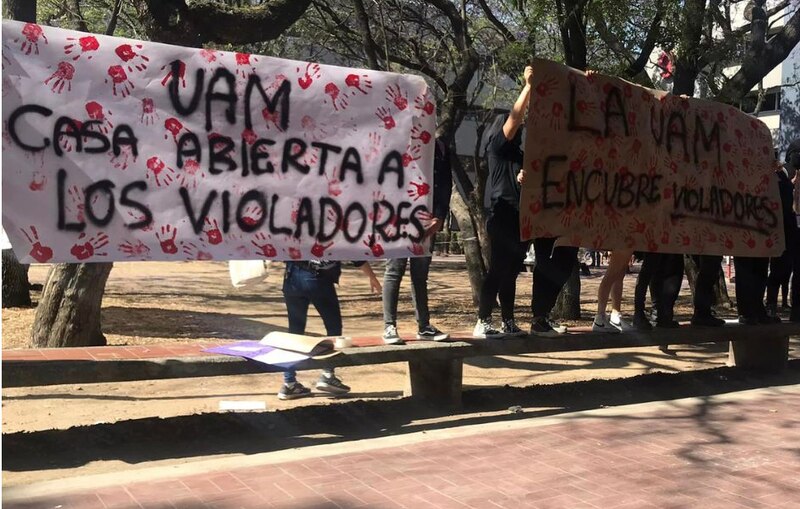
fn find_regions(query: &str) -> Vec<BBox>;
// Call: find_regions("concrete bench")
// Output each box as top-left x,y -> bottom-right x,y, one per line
3,321 -> 796,407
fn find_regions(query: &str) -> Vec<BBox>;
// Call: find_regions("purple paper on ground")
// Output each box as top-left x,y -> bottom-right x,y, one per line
205,341 -> 310,369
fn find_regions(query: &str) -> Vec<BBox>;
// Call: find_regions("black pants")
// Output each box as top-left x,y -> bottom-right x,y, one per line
634,253 -> 658,316
693,255 -> 722,318
531,238 -> 578,318
649,253 -> 684,324
734,256 -> 769,320
478,202 -> 527,320
766,239 -> 800,313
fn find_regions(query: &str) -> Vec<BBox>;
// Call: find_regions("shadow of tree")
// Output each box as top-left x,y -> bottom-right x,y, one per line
4,360 -> 799,473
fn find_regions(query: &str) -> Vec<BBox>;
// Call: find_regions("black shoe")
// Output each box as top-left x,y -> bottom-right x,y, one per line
655,320 -> 680,329
278,382 -> 312,400
691,314 -> 725,327
632,313 -> 653,331
316,374 -> 351,395
658,344 -> 670,353
758,314 -> 781,324
738,315 -> 759,325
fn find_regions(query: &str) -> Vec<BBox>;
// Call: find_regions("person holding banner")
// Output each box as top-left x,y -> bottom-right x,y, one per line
593,249 -> 634,333
474,67 -> 534,339
765,140 -> 800,322
382,137 -> 453,344
279,261 -> 382,400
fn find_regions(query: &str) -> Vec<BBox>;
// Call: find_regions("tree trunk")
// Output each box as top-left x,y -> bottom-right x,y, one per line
2,250 -> 31,308
715,269 -> 733,309
552,260 -> 581,320
449,191 -> 485,306
31,263 -> 113,348
684,255 -> 699,297
7,0 -> 36,22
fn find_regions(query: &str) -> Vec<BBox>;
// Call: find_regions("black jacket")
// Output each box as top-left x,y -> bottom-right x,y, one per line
777,170 -> 798,244
433,138 -> 453,221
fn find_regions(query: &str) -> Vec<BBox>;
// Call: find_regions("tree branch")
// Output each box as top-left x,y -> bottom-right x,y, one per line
477,0 -> 516,42
352,0 -> 381,70
142,0 -> 313,46
716,2 -> 800,101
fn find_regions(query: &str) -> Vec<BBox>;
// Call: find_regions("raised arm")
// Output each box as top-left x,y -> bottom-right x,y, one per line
503,65 -> 534,141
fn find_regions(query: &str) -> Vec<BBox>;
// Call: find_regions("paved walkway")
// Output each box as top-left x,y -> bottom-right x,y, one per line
4,386 -> 799,509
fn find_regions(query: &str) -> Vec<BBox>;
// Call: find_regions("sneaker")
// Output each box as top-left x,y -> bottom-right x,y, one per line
383,324 -> 405,345
473,318 -> 505,339
592,315 -> 620,334
691,314 -> 725,327
278,382 -> 312,400
632,312 -> 653,331
658,344 -> 670,353
501,319 -> 527,337
417,325 -> 450,341
316,374 -> 351,395
609,313 -> 631,331
738,315 -> 759,325
530,317 -> 566,337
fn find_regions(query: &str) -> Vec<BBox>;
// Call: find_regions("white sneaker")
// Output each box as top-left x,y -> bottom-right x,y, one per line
609,313 -> 631,331
473,319 -> 506,339
592,315 -> 620,334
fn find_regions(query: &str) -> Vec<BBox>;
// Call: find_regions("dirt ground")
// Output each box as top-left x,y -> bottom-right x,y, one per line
3,257 -> 800,487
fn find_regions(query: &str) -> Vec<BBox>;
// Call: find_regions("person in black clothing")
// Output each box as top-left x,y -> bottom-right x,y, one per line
382,136 -> 453,344
690,255 -> 725,327
473,66 -> 533,339
765,140 -> 800,322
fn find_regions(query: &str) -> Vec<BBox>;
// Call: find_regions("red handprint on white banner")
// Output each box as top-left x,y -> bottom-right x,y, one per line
106,65 -> 134,97
145,156 -> 176,187
16,23 -> 48,55
44,62 -> 75,93
64,35 -> 99,60
385,84 -> 408,110
70,232 -> 109,260
115,43 -> 149,73
20,226 -> 53,263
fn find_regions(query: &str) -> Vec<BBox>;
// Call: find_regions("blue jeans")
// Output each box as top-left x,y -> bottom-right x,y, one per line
382,257 -> 432,328
282,263 -> 341,384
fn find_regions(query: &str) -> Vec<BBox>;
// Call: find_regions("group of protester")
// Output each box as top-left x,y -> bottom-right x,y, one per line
275,65 -> 800,400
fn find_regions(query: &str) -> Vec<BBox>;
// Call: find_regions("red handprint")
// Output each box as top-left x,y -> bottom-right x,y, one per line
85,102 -> 114,134
345,73 -> 372,95
115,43 -> 149,73
630,218 -> 647,234
183,242 -> 213,261
287,247 -> 303,260
44,62 -> 75,93
262,107 -> 285,131
118,240 -> 151,259
106,65 -> 134,97
414,91 -> 435,115
300,115 -> 330,141
535,76 -> 558,97
241,206 -> 265,227
324,82 -> 349,110
402,145 -> 422,167
199,49 -> 218,63
29,172 -> 47,191
161,60 -> 186,88
521,216 -> 533,240
70,232 -> 109,260
311,241 -> 334,257
325,171 -> 343,197
363,235 -> 384,257
140,98 -> 158,125
235,52 -> 257,78
20,226 -> 53,263
164,117 -> 191,142
110,145 -> 135,170
67,185 -> 88,222
408,243 -> 426,256
203,218 -> 223,245
375,107 -> 395,130
368,191 -> 387,222
127,210 -> 153,232
145,156 -> 176,187
385,84 -> 408,110
411,123 -> 432,144
156,225 -> 179,254
407,180 -> 430,201
64,36 -> 99,60
251,233 -> 277,258
16,23 -> 48,55
178,159 -> 206,188
365,132 -> 383,163
297,62 -> 321,90
743,232 -> 756,250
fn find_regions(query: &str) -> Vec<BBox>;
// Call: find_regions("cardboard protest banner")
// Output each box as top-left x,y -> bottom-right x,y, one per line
520,59 -> 784,257
2,20 -> 437,264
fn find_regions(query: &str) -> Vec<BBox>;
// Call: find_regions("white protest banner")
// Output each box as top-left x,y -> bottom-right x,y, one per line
520,59 -> 783,257
2,20 -> 437,264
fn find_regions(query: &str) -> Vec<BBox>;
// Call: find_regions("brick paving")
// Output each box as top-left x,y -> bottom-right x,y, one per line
5,388 -> 800,509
